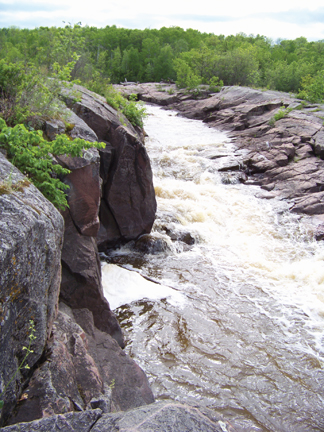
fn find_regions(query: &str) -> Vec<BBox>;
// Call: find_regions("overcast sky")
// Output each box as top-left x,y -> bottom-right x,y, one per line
1,0 -> 324,41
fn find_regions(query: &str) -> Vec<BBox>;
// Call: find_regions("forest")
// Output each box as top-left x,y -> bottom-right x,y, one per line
0,23 -> 324,105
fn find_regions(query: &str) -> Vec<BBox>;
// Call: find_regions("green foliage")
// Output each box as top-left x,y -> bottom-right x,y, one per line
269,106 -> 294,126
105,87 -> 147,127
297,71 -> 324,103
174,58 -> 201,92
0,60 -> 66,126
208,76 -> 223,93
52,52 -> 80,83
1,24 -> 324,101
174,45 -> 258,90
264,60 -> 313,92
0,320 -> 36,410
0,118 -> 105,209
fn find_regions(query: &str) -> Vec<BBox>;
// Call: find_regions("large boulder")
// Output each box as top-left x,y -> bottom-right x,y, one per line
114,82 -> 179,106
0,153 -> 64,426
44,87 -> 157,344
2,401 -> 237,432
59,210 -> 123,347
62,84 -> 157,249
2,409 -> 102,432
92,401 -> 236,432
6,305 -> 154,425
104,125 -> 157,242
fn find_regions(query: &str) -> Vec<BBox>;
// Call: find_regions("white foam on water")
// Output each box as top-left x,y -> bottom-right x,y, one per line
102,263 -> 185,310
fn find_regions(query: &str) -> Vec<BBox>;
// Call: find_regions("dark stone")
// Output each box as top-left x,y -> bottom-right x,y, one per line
97,200 -> 121,251
7,306 -> 153,425
6,310 -> 103,424
45,119 -> 65,140
0,154 -> 64,426
105,125 -> 157,241
135,234 -> 172,254
313,130 -> 324,159
91,401 -> 237,432
60,211 -> 124,348
71,306 -> 155,413
63,84 -> 157,247
66,86 -> 122,142
179,232 -> 196,245
61,150 -> 101,237
315,223 -> 324,240
99,144 -> 114,185
2,409 -> 102,432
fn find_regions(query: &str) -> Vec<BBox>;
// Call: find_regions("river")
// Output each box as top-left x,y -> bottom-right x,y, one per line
102,104 -> 324,432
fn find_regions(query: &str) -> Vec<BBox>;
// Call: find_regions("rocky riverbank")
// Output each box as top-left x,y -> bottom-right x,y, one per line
116,82 -> 324,239
1,83 -> 238,431
0,85 -> 157,427
6,80 -> 321,431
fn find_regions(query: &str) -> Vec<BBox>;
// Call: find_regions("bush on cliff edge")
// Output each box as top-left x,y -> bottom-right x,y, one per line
0,118 -> 105,210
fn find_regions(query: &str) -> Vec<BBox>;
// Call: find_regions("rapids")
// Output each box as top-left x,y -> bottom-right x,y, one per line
102,104 -> 324,432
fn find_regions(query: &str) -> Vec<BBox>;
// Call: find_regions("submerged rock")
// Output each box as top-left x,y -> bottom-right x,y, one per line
135,233 -> 173,254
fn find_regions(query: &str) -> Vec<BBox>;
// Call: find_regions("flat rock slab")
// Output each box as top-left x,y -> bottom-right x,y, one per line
92,401 -> 236,432
1,402 -> 237,432
1,409 -> 102,432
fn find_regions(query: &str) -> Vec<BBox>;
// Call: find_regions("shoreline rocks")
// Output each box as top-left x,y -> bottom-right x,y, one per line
0,84 -> 157,427
115,83 -> 324,233
0,153 -> 64,426
1,401 -> 237,432
6,304 -> 154,425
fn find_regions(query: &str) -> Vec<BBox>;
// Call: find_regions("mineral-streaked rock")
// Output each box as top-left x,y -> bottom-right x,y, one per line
7,306 -> 154,425
2,409 -> 102,432
1,401 -> 238,432
0,153 -> 64,425
92,401 -> 236,432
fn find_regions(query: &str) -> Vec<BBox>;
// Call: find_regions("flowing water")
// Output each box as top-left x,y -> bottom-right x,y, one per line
102,104 -> 324,432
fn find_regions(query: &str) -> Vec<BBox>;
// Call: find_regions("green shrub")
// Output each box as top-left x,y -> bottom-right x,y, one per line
297,71 -> 324,103
0,118 -> 105,209
0,320 -> 36,410
208,76 -> 223,93
0,60 -> 65,126
105,87 -> 147,127
269,106 -> 294,126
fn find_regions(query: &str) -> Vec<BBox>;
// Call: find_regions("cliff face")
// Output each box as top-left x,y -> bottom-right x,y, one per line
0,85 -> 156,426
0,153 -> 64,425
59,87 -> 156,347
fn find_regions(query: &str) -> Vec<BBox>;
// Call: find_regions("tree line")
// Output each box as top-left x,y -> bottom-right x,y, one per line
1,24 -> 324,101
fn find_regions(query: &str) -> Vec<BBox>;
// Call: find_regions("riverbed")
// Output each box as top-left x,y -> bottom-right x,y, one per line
102,104 -> 324,432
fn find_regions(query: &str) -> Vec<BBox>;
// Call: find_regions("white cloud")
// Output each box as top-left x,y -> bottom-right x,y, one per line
0,0 -> 324,40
